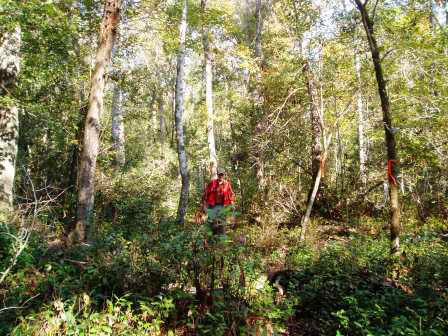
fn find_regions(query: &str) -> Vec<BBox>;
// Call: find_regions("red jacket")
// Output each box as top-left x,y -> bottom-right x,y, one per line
203,179 -> 235,207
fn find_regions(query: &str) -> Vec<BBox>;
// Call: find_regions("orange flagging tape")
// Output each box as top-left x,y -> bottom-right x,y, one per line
387,160 -> 398,186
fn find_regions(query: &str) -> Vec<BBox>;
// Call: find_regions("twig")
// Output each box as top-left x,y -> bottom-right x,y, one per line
355,180 -> 384,200
0,228 -> 30,284
65,259 -> 88,265
22,167 -> 38,218
0,294 -> 40,314
380,49 -> 394,62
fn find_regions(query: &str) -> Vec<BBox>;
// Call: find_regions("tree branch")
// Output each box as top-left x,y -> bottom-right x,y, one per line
372,0 -> 380,21
0,294 -> 40,314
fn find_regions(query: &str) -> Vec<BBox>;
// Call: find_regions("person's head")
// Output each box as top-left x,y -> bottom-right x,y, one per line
217,169 -> 225,181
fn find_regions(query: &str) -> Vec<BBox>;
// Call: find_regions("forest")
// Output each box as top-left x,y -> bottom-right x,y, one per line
0,0 -> 447,335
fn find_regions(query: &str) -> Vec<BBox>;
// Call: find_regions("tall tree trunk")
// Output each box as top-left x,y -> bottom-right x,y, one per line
0,26 -> 21,220
429,0 -> 436,30
201,0 -> 217,179
304,63 -> 322,195
355,51 -> 367,186
251,0 -> 267,196
111,84 -> 125,168
69,102 -> 87,194
109,0 -> 133,171
254,0 -> 264,60
301,135 -> 332,241
174,0 -> 189,225
445,1 -> 448,26
355,0 -> 401,256
67,2 -> 84,193
158,95 -> 166,159
72,0 -> 121,242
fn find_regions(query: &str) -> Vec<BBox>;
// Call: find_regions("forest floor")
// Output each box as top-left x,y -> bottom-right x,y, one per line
1,214 -> 448,335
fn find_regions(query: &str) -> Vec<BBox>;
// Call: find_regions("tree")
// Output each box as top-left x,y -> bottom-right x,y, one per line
72,0 -> 122,242
0,26 -> 21,221
355,49 -> 367,187
303,61 -> 323,198
291,0 -> 326,223
254,0 -> 264,60
354,0 -> 401,255
174,0 -> 189,225
158,94 -> 167,159
111,84 -> 125,168
250,0 -> 268,200
201,0 -> 217,179
110,0 -> 135,171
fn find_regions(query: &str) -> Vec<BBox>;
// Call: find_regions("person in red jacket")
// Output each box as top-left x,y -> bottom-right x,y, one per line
202,169 -> 235,235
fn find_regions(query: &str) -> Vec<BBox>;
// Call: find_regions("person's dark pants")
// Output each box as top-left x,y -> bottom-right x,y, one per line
206,205 -> 229,235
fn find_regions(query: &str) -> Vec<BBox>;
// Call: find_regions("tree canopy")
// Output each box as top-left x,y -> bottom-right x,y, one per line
1,0 -> 447,334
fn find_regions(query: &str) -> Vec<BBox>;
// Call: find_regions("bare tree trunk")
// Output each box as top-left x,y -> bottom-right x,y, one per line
355,51 -> 367,186
201,0 -> 217,179
304,63 -> 322,195
111,84 -> 125,168
158,95 -> 166,159
429,0 -> 436,29
300,135 -> 332,241
334,130 -> 340,189
72,0 -> 121,242
69,102 -> 87,193
109,0 -> 134,171
444,0 -> 448,26
355,0 -> 401,256
251,0 -> 267,195
0,26 -> 21,220
175,0 -> 189,225
254,0 -> 264,60
301,58 -> 328,236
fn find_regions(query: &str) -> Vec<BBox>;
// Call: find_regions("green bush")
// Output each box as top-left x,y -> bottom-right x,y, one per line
281,235 -> 448,336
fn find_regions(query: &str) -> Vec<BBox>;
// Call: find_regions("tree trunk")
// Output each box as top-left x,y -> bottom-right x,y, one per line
174,0 -> 189,225
158,95 -> 166,159
111,84 -> 125,168
67,5 -> 88,196
355,0 -> 401,256
201,0 -> 217,179
69,102 -> 87,194
109,0 -> 134,171
0,26 -> 21,220
355,51 -> 367,186
251,0 -> 267,195
429,0 -> 436,29
445,1 -> 448,26
72,0 -> 121,242
304,62 -> 322,195
254,0 -> 264,60
301,135 -> 332,241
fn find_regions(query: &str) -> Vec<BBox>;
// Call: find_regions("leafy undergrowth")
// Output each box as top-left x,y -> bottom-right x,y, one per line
1,219 -> 448,335
283,234 -> 448,335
